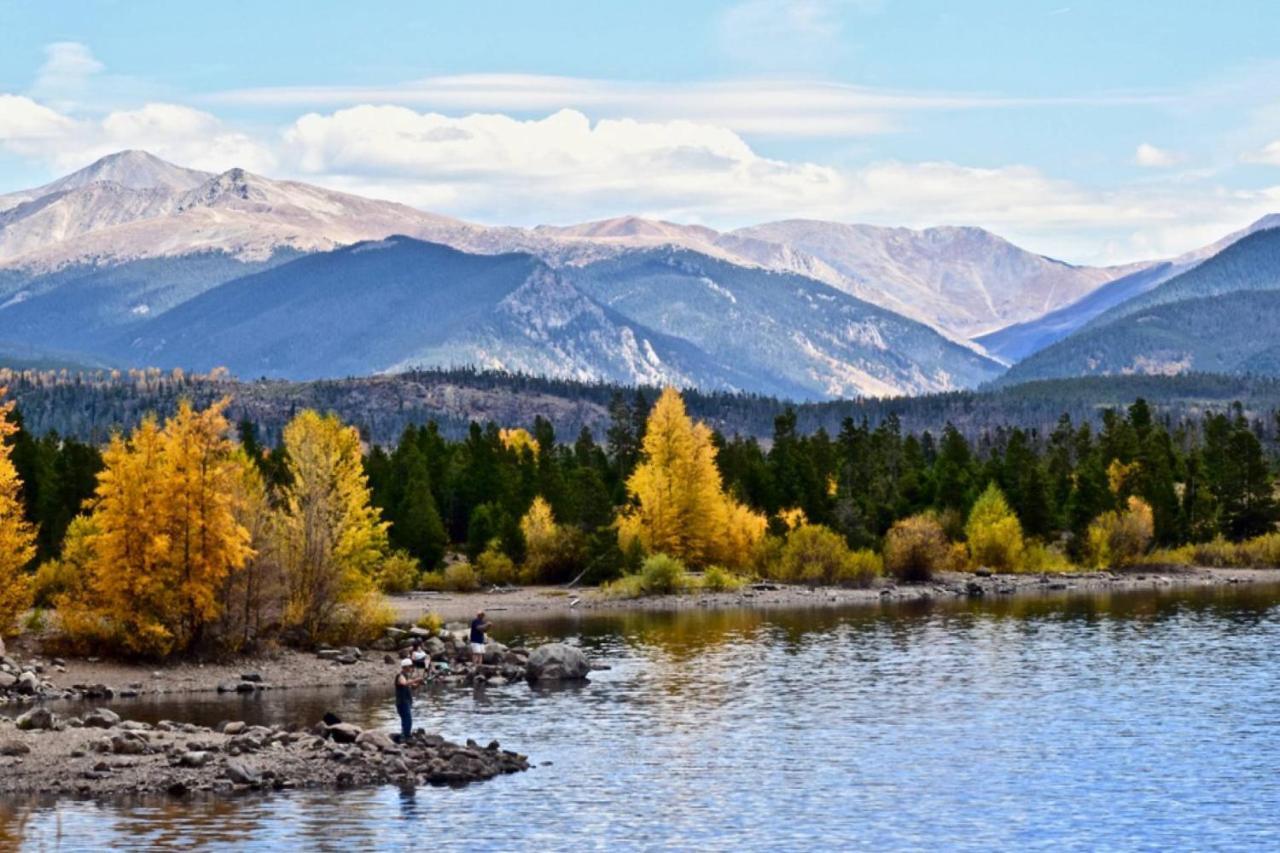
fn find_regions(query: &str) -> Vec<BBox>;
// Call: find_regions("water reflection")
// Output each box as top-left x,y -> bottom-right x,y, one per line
13,582 -> 1280,851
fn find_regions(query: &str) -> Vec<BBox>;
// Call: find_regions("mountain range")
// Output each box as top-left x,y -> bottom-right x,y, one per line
1,150 -> 1279,399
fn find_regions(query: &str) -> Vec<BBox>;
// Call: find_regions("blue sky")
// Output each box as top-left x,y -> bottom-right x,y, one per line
2,0 -> 1280,263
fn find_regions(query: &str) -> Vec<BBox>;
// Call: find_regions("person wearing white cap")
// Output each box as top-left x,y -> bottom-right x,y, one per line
395,658 -> 424,742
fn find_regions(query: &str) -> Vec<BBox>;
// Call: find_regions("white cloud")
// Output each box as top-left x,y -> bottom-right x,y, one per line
208,73 -> 1166,140
1134,142 -> 1183,167
30,42 -> 105,107
277,105 -> 1280,263
0,94 -> 76,140
1243,140 -> 1280,165
0,96 -> 274,175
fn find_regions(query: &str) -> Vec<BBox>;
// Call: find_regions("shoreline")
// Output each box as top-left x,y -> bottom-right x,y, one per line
388,565 -> 1280,622
2,566 -> 1277,710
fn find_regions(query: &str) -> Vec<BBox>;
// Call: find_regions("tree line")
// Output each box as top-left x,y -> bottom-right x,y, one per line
2,384 -> 1279,656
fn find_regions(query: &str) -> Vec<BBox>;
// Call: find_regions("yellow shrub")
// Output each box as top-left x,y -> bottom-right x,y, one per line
321,591 -> 394,646
443,562 -> 480,592
835,549 -> 883,587
415,611 -> 443,633
476,546 -> 519,586
775,524 -> 873,587
377,551 -> 421,595
1022,541 -> 1075,574
965,484 -> 1025,572
1085,496 -> 1154,568
1238,533 -> 1280,567
417,571 -> 445,591
884,514 -> 951,583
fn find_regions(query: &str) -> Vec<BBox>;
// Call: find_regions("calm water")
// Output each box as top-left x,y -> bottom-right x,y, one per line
5,585 -> 1280,851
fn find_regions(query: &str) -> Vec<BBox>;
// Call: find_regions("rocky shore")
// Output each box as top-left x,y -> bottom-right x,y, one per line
390,566 -> 1280,621
0,705 -> 529,798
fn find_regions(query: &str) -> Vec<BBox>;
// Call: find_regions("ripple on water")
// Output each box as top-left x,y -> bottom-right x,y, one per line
5,584 -> 1280,851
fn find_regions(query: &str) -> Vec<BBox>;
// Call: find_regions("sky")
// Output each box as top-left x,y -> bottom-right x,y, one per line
2,0 -> 1280,264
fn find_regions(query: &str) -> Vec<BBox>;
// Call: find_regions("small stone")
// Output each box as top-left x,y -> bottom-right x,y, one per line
240,673 -> 262,683
0,741 -> 30,756
180,750 -> 212,768
224,759 -> 261,786
15,707 -> 56,730
222,721 -> 246,735
82,708 -> 121,729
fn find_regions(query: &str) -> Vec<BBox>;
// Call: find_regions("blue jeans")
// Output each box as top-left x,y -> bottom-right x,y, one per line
396,703 -> 412,740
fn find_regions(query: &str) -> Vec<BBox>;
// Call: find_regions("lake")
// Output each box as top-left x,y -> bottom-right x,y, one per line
4,584 -> 1280,851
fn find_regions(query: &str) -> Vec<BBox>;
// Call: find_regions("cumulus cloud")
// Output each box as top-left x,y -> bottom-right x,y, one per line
1134,142 -> 1183,168
0,96 -> 274,175
0,94 -> 77,141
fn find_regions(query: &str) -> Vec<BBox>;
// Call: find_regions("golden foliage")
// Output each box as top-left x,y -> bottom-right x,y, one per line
0,388 -> 37,635
883,514 -> 952,583
520,495 -> 558,577
777,507 -> 808,531
772,523 -> 881,587
275,410 -> 390,644
617,388 -> 765,568
499,428 -> 539,456
1085,496 -> 1154,568
52,404 -> 236,651
57,400 -> 252,655
965,483 -> 1025,572
476,545 -> 518,586
1107,459 -> 1141,497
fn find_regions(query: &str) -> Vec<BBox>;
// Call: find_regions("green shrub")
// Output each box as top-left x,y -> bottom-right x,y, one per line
883,514 -> 951,583
640,554 -> 687,594
701,565 -> 745,592
442,562 -> 479,592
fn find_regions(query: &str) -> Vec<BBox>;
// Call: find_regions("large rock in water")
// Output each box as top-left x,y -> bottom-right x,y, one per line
525,643 -> 590,683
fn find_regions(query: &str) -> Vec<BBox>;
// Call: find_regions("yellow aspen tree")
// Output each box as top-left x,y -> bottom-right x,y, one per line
73,417 -> 171,653
0,389 -> 36,635
158,399 -> 253,649
618,387 -> 763,568
63,400 -> 252,655
276,410 -> 389,642
499,428 -> 539,456
520,495 -> 559,578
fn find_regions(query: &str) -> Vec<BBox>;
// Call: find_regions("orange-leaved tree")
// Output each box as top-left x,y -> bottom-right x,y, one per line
61,399 -> 252,655
0,388 -> 37,636
617,387 -> 764,569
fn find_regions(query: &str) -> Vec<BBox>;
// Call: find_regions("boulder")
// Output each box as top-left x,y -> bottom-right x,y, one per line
525,643 -> 591,683
15,707 -> 56,730
408,625 -> 432,638
482,642 -> 509,665
424,637 -> 446,660
82,708 -> 121,729
16,671 -> 40,695
221,721 -> 246,735
355,730 -> 398,752
0,672 -> 16,689
179,750 -> 212,768
325,723 -> 362,744
110,732 -> 151,755
0,741 -> 31,756
224,759 -> 261,786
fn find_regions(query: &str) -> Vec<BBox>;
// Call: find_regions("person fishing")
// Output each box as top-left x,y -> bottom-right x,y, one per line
394,658 -> 424,742
470,610 -> 491,666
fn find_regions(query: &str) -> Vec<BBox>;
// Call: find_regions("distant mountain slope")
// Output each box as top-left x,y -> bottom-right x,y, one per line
998,289 -> 1280,384
977,215 -> 1280,362
566,248 -> 1003,398
0,251 -> 300,354
975,262 -> 1180,363
1078,227 -> 1280,331
112,237 -> 749,388
730,219 -> 1134,338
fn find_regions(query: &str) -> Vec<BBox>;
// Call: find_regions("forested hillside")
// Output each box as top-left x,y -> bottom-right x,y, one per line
5,366 -> 1280,448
